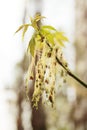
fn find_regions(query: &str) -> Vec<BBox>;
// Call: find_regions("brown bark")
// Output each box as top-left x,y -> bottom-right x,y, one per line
75,0 -> 87,84
74,0 -> 87,96
17,93 -> 24,130
28,27 -> 47,130
29,84 -> 47,130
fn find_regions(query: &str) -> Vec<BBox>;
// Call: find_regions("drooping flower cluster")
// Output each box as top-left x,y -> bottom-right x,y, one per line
32,43 -> 56,107
26,38 -> 68,107
15,14 -> 69,108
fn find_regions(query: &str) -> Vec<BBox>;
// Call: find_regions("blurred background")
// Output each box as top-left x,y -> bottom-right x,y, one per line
0,0 -> 87,130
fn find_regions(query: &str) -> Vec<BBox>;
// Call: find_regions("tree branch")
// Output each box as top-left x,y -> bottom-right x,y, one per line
56,56 -> 87,88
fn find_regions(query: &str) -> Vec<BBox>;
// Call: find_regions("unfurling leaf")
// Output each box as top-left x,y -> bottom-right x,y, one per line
30,15 -> 45,31
35,15 -> 46,22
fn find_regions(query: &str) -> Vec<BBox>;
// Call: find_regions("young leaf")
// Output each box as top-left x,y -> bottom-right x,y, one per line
15,25 -> 25,33
34,15 -> 45,22
57,40 -> 65,47
46,34 -> 54,45
32,21 -> 38,31
40,29 -> 54,45
22,25 -> 29,40
35,35 -> 44,49
55,32 -> 68,42
15,24 -> 30,34
41,25 -> 56,31
30,15 -> 45,31
27,37 -> 36,57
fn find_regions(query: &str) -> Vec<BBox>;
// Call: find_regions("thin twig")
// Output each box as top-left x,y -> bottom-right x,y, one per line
56,56 -> 87,88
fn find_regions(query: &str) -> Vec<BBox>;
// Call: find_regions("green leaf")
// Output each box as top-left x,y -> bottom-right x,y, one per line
22,25 -> 29,40
15,24 -> 30,34
46,33 -> 54,45
55,32 -> 68,42
27,37 -> 36,57
58,40 -> 65,47
35,34 -> 44,49
15,25 -> 25,33
41,25 -> 56,31
35,15 -> 46,22
32,21 -> 38,30
30,15 -> 45,31
40,29 -> 54,45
